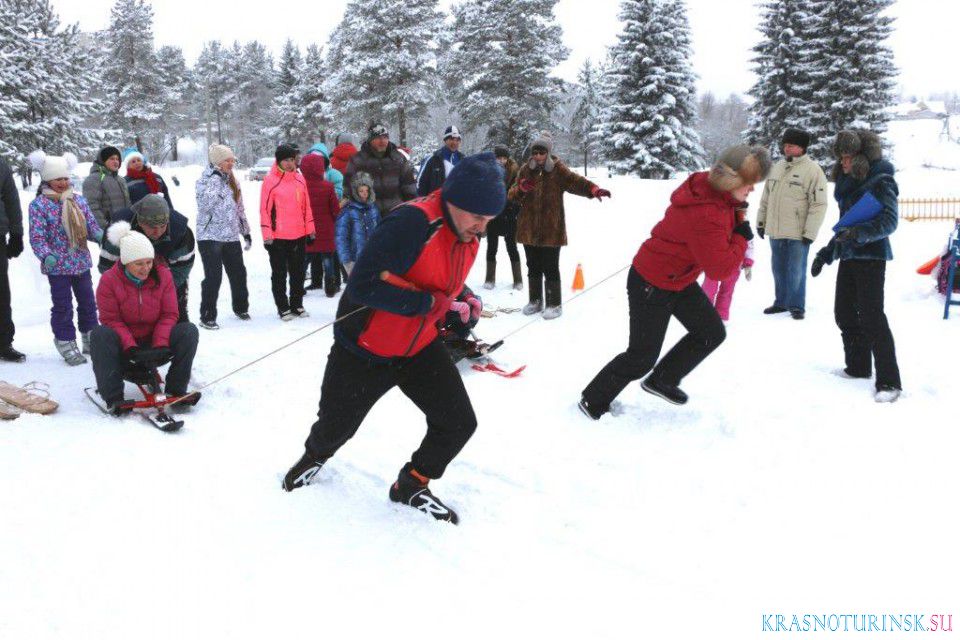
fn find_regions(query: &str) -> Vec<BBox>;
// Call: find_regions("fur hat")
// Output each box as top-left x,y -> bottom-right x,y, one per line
29,150 -> 78,183
708,145 -> 772,192
443,125 -> 462,141
441,152 -> 506,217
528,132 -> 555,172
208,143 -> 235,167
107,221 -> 155,265
98,146 -> 122,165
832,129 -> 882,181
131,194 -> 170,227
350,172 -> 376,203
781,128 -> 811,152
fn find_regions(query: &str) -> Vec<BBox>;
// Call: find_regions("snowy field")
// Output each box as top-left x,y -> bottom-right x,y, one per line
1,141 -> 958,639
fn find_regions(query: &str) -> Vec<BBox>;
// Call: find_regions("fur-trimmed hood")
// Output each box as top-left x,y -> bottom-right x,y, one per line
832,129 -> 883,181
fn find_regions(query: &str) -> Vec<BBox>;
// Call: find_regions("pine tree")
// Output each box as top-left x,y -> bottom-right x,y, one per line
745,1 -> 818,154
270,39 -> 303,143
326,0 -> 445,147
193,40 -> 236,145
445,0 -> 568,157
597,0 -> 704,177
101,0 -> 165,152
293,45 -> 332,145
571,59 -> 604,176
233,41 -> 276,163
154,45 -> 189,161
802,0 -> 897,162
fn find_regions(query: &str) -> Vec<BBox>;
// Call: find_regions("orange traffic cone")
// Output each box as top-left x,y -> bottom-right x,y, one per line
572,263 -> 585,291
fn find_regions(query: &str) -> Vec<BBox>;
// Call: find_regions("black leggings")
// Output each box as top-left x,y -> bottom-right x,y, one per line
523,244 -> 561,284
486,233 -> 520,263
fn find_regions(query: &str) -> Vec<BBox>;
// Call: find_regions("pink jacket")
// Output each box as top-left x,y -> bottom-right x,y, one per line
259,164 -> 315,242
96,262 -> 179,350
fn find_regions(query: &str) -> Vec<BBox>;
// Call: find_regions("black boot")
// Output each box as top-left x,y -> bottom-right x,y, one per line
641,375 -> 689,405
543,280 -> 562,320
0,345 -> 26,363
483,260 -> 496,289
522,277 -> 543,315
388,464 -> 459,524
511,261 -> 523,290
282,451 -> 328,491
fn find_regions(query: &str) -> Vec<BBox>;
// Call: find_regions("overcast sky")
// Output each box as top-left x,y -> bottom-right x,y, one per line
50,0 -> 959,99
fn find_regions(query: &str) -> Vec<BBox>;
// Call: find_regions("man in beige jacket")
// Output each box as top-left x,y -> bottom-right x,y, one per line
756,128 -> 827,320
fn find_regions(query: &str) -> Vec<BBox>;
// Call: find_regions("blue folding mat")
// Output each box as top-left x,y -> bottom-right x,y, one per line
832,191 -> 883,232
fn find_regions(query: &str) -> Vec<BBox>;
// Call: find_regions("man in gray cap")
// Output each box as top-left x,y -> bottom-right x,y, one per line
99,194 -> 196,321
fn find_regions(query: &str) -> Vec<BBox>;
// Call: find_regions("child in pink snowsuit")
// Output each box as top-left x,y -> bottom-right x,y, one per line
701,241 -> 754,321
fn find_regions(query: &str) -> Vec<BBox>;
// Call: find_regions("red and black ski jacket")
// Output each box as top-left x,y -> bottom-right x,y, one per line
334,190 -> 479,362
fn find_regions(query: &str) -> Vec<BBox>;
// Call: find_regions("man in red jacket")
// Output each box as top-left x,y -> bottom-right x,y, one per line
282,153 -> 506,525
579,145 -> 770,419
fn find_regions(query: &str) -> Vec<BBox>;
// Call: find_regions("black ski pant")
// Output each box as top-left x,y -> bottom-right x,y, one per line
198,240 -> 249,323
0,242 -> 13,347
523,245 -> 561,288
304,339 -> 478,480
267,238 -> 306,315
176,283 -> 190,324
304,252 -> 341,291
834,259 -> 901,390
486,232 -> 520,263
90,323 -> 199,402
582,269 -> 726,411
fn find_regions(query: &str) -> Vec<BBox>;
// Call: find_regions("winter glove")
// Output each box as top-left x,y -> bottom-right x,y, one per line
518,178 -> 535,193
425,292 -> 453,326
43,255 -> 57,271
835,227 -> 859,244
811,256 -> 825,278
449,300 -> 471,324
591,186 -> 611,201
5,234 -> 23,258
128,346 -> 172,368
465,294 -> 483,321
243,234 -> 252,251
124,346 -> 142,362
756,227 -> 765,240
802,237 -> 813,246
743,265 -> 752,281
732,221 -> 754,241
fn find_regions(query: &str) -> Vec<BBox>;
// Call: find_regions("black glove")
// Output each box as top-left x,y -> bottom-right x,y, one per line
802,237 -> 813,246
5,234 -> 24,258
732,221 -> 754,241
811,256 -> 824,278
835,227 -> 858,244
757,227 -> 765,240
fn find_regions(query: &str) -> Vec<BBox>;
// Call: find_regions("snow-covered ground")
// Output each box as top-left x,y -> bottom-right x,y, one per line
1,150 -> 957,639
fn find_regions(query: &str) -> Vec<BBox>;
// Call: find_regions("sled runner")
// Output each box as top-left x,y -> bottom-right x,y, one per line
84,360 -> 200,432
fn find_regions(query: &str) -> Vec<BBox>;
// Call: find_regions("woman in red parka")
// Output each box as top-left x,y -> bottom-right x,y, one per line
300,153 -> 341,297
579,145 -> 770,419
89,221 -> 199,414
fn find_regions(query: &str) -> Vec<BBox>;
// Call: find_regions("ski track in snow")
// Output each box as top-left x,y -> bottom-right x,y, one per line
2,125 -> 958,639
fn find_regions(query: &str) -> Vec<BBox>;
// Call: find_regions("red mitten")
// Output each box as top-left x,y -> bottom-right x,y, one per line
591,186 -> 611,201
518,178 -> 535,193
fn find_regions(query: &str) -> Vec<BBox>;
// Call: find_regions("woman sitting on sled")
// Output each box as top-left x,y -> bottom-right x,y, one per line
89,222 -> 199,415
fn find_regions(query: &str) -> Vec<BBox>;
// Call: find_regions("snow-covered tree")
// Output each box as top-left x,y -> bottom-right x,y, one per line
597,0 -> 704,178
745,0 -> 818,154
326,0 -> 445,147
100,0 -> 165,152
0,0 -> 103,166
230,41 -> 276,163
802,0 -> 897,162
293,45 -> 332,146
154,45 -> 190,161
444,0 -> 568,157
193,40 -> 236,145
270,39 -> 304,143
571,59 -> 604,175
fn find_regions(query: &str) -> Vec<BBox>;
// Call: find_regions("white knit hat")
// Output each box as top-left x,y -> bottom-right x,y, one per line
123,151 -> 145,169
107,221 -> 155,265
208,143 -> 235,167
29,150 -> 78,183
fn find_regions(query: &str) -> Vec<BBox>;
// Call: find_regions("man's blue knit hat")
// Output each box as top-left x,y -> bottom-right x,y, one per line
441,152 -> 506,217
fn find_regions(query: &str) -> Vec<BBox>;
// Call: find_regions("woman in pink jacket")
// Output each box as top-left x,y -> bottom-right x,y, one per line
260,144 -> 315,320
90,221 -> 199,414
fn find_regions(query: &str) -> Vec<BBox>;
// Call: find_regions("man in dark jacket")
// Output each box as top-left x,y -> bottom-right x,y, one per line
282,153 -> 506,525
82,146 -> 131,228
810,129 -> 902,403
343,124 -> 417,216
99,194 -> 196,322
417,125 -> 463,196
0,157 -> 25,362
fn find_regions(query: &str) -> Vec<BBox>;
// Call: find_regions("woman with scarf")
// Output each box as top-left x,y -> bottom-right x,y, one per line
27,151 -> 103,366
124,151 -> 174,209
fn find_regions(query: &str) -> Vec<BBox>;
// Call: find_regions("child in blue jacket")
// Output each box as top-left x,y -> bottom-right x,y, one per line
335,172 -> 380,275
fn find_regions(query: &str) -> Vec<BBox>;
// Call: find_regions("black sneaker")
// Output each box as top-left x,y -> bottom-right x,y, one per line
763,305 -> 787,315
789,308 -> 805,320
578,397 -> 604,420
200,319 -> 220,330
0,345 -> 26,362
293,307 -> 310,318
235,312 -> 251,321
389,465 -> 459,524
641,376 -> 689,405
282,451 -> 327,491
305,282 -> 323,291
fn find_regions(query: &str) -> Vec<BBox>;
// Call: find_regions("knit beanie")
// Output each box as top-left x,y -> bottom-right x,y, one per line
107,221 -> 155,265
443,125 -> 462,141
493,145 -> 510,159
708,145 -> 772,192
29,150 -> 78,183
335,132 -> 358,147
275,143 -> 299,164
208,143 -> 235,167
441,152 -> 506,217
131,194 -> 170,227
781,128 -> 811,152
368,123 -> 389,141
123,151 -> 145,169
98,146 -> 122,164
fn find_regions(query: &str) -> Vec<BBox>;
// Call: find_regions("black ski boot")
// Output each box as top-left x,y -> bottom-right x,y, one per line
389,464 -> 459,524
641,376 -> 689,405
0,345 -> 26,362
282,451 -> 328,492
